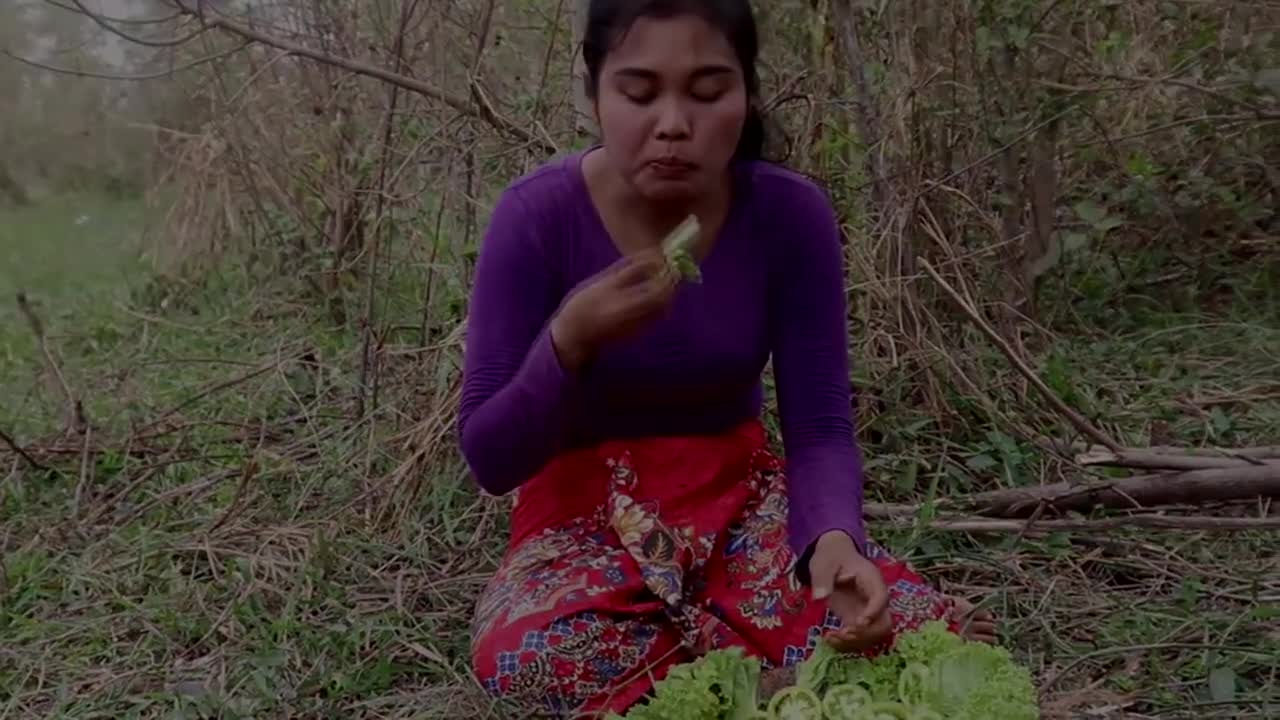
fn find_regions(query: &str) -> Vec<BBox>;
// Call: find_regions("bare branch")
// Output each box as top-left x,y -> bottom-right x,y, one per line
2,42 -> 250,82
42,0 -> 183,25
177,2 -> 554,152
43,0 -> 555,151
65,0 -> 209,48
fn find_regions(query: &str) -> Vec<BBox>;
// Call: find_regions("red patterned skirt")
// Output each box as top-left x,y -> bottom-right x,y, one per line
470,420 -> 955,717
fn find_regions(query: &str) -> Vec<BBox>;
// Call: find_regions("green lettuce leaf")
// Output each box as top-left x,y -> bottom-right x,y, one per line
612,646 -> 761,720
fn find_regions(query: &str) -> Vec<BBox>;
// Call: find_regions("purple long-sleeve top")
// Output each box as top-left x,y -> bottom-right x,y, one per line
458,150 -> 867,567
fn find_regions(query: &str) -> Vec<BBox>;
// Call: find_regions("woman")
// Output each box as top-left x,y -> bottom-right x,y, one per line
458,0 -> 995,715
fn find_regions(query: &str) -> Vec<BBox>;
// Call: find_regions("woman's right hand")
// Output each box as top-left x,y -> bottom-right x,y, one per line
550,249 -> 679,371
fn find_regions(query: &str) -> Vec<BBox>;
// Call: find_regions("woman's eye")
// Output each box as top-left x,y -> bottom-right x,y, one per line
690,83 -> 728,103
617,82 -> 655,104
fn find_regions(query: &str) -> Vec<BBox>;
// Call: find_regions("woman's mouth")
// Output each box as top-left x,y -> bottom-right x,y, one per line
648,159 -> 697,178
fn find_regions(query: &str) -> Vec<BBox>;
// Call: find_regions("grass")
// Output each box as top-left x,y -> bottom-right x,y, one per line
0,192 -> 148,321
0,193 -> 1278,719
0,193 -> 150,439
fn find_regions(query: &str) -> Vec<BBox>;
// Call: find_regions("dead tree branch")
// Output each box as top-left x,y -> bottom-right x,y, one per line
962,463 -> 1280,518
162,0 -> 554,152
860,462 -> 1280,521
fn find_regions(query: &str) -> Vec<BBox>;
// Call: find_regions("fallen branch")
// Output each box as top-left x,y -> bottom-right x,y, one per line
918,258 -> 1123,453
1077,448 -> 1272,471
877,514 -> 1280,533
1039,438 -> 1280,458
1061,442 -> 1280,462
16,292 -> 87,435
864,463 -> 1280,520
967,463 -> 1280,517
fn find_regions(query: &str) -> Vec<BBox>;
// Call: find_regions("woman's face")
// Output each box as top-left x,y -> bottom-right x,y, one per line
593,14 -> 748,204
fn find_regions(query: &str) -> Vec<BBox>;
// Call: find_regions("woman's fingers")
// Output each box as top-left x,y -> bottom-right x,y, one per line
967,625 -> 998,644
972,622 -> 998,636
948,599 -> 999,644
825,604 -> 892,652
607,250 -> 666,286
844,564 -> 889,627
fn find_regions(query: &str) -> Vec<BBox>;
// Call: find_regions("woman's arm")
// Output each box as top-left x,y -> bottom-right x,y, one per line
767,178 -> 868,583
458,186 -> 578,495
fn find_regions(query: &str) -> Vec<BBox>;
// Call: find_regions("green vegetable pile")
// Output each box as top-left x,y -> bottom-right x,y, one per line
607,621 -> 1039,720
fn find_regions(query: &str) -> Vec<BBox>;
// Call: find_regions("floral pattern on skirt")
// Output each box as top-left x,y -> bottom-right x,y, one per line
470,423 -> 954,718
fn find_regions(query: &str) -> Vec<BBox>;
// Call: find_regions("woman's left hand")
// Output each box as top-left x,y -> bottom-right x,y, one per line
808,530 -> 893,653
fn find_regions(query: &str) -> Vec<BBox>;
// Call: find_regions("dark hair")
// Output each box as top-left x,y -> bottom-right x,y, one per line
581,0 -> 765,162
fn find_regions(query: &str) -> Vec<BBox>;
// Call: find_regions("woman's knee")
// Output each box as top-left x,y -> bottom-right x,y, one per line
472,613 -> 682,715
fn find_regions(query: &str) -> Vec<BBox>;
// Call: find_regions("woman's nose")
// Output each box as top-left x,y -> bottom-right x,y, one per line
653,98 -> 692,141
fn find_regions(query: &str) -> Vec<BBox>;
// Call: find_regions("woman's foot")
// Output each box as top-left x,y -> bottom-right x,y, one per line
947,596 -> 998,644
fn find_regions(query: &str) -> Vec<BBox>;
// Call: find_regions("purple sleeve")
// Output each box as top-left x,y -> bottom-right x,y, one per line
768,181 -> 868,580
457,187 -> 577,495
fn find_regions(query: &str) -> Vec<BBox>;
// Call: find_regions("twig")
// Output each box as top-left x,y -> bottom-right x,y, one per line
84,466 -> 161,527
136,358 -> 290,431
42,0 -> 182,25
111,469 -> 240,528
65,0 -> 208,47
0,429 -> 48,471
358,0 -> 420,420
16,292 -> 86,434
1,42 -> 250,81
207,458 -> 258,533
72,422 -> 93,518
918,259 -> 1123,453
